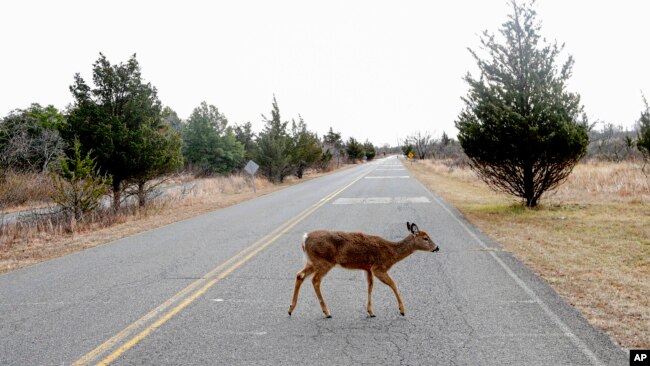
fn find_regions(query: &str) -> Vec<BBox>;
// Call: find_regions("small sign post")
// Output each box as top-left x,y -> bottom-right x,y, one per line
244,160 -> 259,193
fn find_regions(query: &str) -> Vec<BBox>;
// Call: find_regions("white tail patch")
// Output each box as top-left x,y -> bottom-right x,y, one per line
301,233 -> 309,261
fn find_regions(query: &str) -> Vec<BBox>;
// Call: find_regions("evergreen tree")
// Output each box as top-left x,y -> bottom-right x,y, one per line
256,97 -> 293,183
233,121 -> 258,162
455,1 -> 588,207
637,95 -> 650,171
290,116 -> 322,178
50,139 -> 111,221
162,106 -> 183,132
401,143 -> 414,157
440,131 -> 451,147
128,122 -> 183,206
345,137 -> 365,162
182,102 -> 244,175
323,127 -> 345,168
363,140 -> 376,161
63,53 -> 176,210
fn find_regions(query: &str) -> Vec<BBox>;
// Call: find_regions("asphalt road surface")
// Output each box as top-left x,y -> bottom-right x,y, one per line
0,157 -> 627,365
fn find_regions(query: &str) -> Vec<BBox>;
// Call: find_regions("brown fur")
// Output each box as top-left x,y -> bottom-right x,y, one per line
288,222 -> 438,317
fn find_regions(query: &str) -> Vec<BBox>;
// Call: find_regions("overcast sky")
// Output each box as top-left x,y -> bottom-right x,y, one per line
1,0 -> 649,146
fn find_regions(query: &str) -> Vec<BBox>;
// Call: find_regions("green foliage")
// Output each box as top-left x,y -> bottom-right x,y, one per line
182,102 -> 245,175
363,140 -> 376,161
50,140 -> 111,221
318,149 -> 333,169
28,104 -> 66,130
162,106 -> 183,132
345,137 -> 365,162
290,116 -> 323,178
401,143 -> 414,157
256,97 -> 294,183
323,127 -> 345,168
637,95 -> 650,170
455,1 -> 588,207
63,53 -> 173,209
0,104 -> 64,173
129,121 -> 183,206
233,121 -> 258,162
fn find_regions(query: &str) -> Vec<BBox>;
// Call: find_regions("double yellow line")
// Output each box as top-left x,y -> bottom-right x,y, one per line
73,168 -> 372,365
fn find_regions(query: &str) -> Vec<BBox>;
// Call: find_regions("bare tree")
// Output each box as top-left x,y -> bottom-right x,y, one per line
0,107 -> 64,174
406,131 -> 435,159
588,122 -> 637,162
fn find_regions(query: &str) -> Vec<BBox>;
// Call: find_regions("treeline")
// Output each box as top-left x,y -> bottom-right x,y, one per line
400,121 -> 650,164
0,54 -> 377,217
586,122 -> 647,162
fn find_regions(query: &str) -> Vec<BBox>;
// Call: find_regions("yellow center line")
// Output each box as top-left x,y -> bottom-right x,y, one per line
73,167 -> 373,365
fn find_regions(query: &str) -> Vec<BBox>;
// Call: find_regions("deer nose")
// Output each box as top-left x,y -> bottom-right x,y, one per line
432,246 -> 439,252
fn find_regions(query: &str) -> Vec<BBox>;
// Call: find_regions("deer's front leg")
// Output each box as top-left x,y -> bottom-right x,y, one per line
366,269 -> 375,317
374,270 -> 406,316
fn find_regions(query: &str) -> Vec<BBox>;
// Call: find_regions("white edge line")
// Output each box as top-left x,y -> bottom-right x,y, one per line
415,180 -> 604,366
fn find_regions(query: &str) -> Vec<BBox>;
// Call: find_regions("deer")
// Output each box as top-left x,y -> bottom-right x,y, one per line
288,222 -> 439,318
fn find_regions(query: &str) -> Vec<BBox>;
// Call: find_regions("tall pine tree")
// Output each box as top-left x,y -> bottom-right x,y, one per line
455,1 -> 588,207
64,53 -> 181,209
256,97 -> 293,183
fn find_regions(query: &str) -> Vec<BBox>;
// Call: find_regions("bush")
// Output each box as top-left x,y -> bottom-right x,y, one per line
50,140 -> 112,221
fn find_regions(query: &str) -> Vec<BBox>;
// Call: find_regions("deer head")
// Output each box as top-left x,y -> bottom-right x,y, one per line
407,221 -> 439,252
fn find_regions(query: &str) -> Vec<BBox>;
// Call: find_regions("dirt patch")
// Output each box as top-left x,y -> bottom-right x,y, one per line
407,159 -> 649,350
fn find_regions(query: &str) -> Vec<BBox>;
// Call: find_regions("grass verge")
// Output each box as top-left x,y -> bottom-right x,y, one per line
407,159 -> 649,350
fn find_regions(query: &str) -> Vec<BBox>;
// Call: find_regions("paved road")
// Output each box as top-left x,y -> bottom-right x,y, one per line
0,157 -> 626,365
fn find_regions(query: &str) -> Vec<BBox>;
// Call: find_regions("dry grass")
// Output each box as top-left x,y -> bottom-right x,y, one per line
0,172 -> 54,212
0,167 -> 351,274
407,159 -> 650,350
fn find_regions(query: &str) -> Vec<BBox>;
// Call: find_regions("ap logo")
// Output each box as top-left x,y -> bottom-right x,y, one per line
631,350 -> 649,365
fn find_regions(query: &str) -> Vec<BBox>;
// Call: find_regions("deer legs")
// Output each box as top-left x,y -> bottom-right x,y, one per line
312,269 -> 332,318
289,262 -> 406,317
288,262 -> 333,318
374,270 -> 406,316
288,263 -> 314,315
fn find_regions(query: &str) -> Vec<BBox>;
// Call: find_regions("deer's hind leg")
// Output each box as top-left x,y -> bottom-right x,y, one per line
288,262 -> 315,315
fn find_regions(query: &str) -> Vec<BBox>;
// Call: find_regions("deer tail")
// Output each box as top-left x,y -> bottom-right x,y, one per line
301,233 -> 308,252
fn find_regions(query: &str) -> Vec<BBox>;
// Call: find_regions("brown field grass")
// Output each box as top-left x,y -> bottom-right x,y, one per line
0,166 -> 351,274
0,172 -> 54,212
407,159 -> 650,350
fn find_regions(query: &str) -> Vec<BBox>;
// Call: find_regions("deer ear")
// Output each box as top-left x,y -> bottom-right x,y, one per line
411,223 -> 419,234
406,222 -> 412,232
